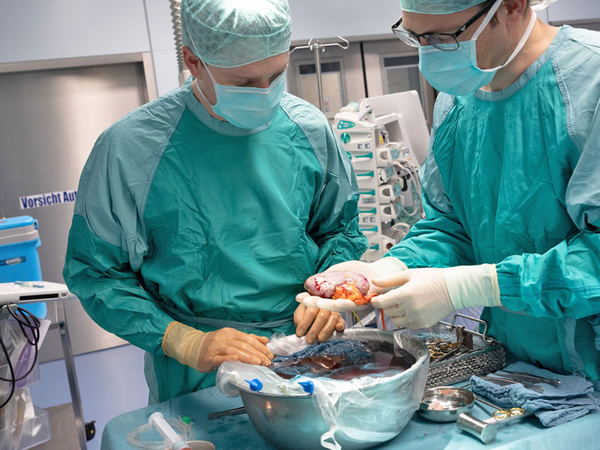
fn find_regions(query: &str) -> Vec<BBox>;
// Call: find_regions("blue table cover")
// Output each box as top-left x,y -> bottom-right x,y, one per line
102,386 -> 600,450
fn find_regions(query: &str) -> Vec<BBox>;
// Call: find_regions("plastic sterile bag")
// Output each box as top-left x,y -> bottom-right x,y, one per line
217,361 -> 310,397
217,329 -> 429,450
268,332 -> 311,355
0,317 -> 50,393
309,334 -> 429,450
0,388 -> 37,450
0,316 -> 51,450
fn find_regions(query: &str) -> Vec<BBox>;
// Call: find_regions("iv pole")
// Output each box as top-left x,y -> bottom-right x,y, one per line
291,36 -> 350,112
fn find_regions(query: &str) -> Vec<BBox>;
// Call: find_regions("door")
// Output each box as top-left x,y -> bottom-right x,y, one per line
288,41 -> 366,122
362,39 -> 435,128
287,38 -> 435,128
0,55 -> 154,361
297,60 -> 346,120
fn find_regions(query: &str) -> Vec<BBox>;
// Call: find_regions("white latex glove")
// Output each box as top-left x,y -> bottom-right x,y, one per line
371,264 -> 501,329
296,258 -> 407,312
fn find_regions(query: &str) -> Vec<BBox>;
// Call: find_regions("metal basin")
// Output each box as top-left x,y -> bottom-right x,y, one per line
236,328 -> 430,450
419,387 -> 475,422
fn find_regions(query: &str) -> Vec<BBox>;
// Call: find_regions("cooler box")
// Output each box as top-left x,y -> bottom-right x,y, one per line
0,216 -> 47,318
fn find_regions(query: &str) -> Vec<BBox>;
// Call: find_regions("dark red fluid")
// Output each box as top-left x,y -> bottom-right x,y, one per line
275,350 -> 414,380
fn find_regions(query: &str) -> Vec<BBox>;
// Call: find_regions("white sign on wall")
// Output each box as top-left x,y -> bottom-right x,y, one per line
19,190 -> 77,210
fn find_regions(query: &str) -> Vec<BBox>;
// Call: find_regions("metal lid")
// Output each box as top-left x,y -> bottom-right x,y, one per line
0,216 -> 37,231
0,216 -> 40,246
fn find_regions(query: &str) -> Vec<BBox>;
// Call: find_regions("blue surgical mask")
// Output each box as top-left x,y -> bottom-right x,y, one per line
195,64 -> 287,130
419,5 -> 537,96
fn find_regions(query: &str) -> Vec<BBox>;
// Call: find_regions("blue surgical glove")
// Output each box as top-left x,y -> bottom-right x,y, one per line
371,264 -> 501,329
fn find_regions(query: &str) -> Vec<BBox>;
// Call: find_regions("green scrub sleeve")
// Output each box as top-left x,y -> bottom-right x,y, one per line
386,91 -> 476,269
64,214 -> 173,354
386,162 -> 477,269
496,105 -> 600,320
63,124 -> 176,355
308,125 -> 368,272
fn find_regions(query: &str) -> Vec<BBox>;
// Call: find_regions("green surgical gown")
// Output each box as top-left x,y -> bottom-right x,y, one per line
63,82 -> 368,403
388,26 -> 600,385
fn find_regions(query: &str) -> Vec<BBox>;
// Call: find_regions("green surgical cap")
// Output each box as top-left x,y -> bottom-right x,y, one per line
400,0 -> 488,14
181,0 -> 292,68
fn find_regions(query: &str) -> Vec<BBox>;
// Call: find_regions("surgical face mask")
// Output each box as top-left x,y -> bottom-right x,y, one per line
418,2 -> 538,96
195,64 -> 287,130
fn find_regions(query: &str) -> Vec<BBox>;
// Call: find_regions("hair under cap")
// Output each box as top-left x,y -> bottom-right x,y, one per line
399,0 -> 488,14
182,0 -> 292,68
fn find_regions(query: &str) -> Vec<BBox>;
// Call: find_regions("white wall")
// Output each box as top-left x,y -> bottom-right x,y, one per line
0,0 -> 179,97
547,0 -> 600,23
143,0 -> 180,96
289,0 -> 401,42
0,0 -> 150,63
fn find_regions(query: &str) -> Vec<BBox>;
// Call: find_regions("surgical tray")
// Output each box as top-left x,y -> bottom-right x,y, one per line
400,313 -> 506,388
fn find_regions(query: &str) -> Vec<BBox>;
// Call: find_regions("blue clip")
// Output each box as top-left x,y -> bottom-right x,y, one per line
245,378 -> 263,392
298,381 -> 314,394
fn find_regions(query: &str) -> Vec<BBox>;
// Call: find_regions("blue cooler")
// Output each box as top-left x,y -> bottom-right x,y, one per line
0,216 -> 47,318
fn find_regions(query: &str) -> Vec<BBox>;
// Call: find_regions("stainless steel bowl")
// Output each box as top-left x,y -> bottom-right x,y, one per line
419,387 -> 475,423
236,328 -> 430,450
186,441 -> 216,450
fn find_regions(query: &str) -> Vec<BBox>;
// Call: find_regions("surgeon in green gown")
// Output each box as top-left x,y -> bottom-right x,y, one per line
300,0 -> 600,387
63,0 -> 367,404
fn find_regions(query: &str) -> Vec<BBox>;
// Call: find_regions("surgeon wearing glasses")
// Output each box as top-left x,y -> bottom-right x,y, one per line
63,0 -> 368,404
299,0 -> 600,386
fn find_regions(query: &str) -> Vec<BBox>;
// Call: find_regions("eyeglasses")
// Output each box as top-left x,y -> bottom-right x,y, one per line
391,0 -> 496,51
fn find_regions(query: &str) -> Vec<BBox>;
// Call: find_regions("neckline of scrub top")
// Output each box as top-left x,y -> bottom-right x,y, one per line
182,78 -> 271,137
474,25 -> 570,102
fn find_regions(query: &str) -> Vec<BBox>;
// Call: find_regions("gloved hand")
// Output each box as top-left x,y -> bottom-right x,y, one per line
162,322 -> 273,373
293,303 -> 346,344
371,264 -> 501,329
296,258 -> 407,312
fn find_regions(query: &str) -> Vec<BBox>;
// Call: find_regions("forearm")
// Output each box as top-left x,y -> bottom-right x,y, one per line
496,230 -> 600,319
64,215 -> 173,354
387,215 -> 476,268
314,216 -> 368,272
73,270 -> 173,353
